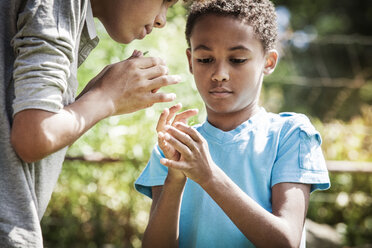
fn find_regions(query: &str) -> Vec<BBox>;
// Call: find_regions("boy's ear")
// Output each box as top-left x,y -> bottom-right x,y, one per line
186,48 -> 193,74
263,49 -> 279,75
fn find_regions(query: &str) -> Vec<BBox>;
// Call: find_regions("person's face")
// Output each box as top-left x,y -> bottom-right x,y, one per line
187,14 -> 278,119
95,0 -> 178,44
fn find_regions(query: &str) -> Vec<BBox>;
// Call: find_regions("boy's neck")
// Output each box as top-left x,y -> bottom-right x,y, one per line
206,104 -> 260,132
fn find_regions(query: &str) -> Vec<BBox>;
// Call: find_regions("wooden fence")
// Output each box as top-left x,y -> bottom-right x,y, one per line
65,156 -> 372,174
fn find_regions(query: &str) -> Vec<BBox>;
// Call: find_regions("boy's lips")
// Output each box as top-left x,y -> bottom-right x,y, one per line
209,87 -> 233,97
139,26 -> 153,39
145,26 -> 153,35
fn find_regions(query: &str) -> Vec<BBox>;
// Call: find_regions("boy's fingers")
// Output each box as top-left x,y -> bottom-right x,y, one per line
164,131 -> 192,158
127,50 -> 142,59
174,122 -> 201,142
158,131 -> 165,143
158,132 -> 176,159
132,56 -> 166,69
156,108 -> 169,132
158,133 -> 172,155
151,92 -> 177,104
173,109 -> 198,124
142,64 -> 169,80
149,75 -> 182,91
160,158 -> 185,170
165,126 -> 196,155
167,103 -> 182,124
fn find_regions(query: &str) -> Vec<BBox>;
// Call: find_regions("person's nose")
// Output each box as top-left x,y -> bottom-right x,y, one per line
211,62 -> 229,82
154,7 -> 167,28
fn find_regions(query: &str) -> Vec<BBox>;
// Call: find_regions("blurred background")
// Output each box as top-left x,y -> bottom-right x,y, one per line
41,0 -> 372,247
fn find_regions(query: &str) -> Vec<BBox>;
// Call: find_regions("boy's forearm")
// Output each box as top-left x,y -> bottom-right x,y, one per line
143,179 -> 185,248
11,88 -> 112,163
200,166 -> 305,248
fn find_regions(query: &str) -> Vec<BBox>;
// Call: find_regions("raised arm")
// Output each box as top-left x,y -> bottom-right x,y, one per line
11,54 -> 180,163
142,105 -> 198,248
160,123 -> 311,248
142,180 -> 185,248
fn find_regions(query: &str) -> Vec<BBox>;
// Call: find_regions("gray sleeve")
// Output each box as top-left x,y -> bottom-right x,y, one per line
11,0 -> 85,115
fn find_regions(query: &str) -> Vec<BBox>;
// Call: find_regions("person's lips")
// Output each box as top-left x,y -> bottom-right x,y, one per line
145,26 -> 153,35
139,26 -> 152,40
209,87 -> 233,97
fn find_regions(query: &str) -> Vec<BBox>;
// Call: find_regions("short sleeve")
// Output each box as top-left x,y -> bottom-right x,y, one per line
271,115 -> 330,192
135,145 -> 169,198
11,0 -> 85,114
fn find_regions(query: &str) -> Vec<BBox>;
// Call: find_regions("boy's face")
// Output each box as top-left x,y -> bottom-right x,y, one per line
95,0 -> 177,44
187,14 -> 277,119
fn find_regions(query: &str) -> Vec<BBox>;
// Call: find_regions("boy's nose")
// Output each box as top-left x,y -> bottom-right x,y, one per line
154,8 -> 167,28
212,64 -> 229,82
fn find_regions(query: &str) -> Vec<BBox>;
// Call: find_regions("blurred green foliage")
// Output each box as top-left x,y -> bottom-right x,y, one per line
42,161 -> 148,248
41,1 -> 372,247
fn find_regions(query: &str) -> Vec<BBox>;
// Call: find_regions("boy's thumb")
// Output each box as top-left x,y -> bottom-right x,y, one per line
128,50 -> 143,59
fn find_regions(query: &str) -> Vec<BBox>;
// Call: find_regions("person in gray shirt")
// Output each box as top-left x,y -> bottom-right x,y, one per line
0,0 -> 184,246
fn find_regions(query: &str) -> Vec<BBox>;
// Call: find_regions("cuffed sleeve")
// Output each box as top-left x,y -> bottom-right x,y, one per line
11,0 -> 85,114
271,115 -> 330,192
135,145 -> 169,198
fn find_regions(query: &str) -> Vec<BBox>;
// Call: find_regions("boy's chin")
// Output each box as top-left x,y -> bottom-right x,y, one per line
106,30 -> 133,44
206,106 -> 235,115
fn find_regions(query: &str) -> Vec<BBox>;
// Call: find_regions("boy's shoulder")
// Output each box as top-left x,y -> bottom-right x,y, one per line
190,110 -> 319,141
266,111 -> 313,127
268,111 -> 321,143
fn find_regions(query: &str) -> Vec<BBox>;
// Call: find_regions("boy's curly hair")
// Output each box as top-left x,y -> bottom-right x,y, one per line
185,0 -> 278,51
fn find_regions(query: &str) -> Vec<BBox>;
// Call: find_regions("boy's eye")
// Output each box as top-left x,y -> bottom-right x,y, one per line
166,0 -> 176,5
230,58 -> 247,64
197,58 -> 214,64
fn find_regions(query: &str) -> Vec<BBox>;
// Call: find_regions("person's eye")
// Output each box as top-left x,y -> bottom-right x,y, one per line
197,58 -> 214,64
166,0 -> 176,6
230,58 -> 247,64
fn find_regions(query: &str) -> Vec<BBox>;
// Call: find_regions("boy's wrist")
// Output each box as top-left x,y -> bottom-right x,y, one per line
164,175 -> 187,188
78,87 -> 115,119
198,164 -> 223,191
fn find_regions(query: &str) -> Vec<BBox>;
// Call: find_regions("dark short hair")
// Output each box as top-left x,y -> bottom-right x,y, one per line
185,0 -> 278,51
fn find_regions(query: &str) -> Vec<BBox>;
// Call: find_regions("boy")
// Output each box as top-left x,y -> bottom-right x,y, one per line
0,0 -> 194,246
135,0 -> 331,247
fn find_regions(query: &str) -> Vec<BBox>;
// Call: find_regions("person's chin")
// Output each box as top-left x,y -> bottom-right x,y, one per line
121,35 -> 136,44
107,32 -> 133,44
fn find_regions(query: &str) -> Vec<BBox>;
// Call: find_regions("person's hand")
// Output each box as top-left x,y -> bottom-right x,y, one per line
156,104 -> 198,183
78,50 -> 181,116
160,122 -> 217,186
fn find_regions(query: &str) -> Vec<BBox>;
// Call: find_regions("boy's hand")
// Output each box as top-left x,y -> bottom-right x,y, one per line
156,104 -> 198,182
160,122 -> 217,186
78,50 -> 181,117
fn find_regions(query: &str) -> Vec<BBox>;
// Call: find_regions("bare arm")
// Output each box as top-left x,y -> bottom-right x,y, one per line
142,180 -> 185,248
160,123 -> 311,248
201,169 -> 310,248
11,54 -> 180,162
142,105 -> 198,247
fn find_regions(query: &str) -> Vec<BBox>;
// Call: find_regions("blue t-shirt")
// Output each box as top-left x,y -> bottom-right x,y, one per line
135,108 -> 330,247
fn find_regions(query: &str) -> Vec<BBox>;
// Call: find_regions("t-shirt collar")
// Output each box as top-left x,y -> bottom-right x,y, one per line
201,107 -> 267,143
